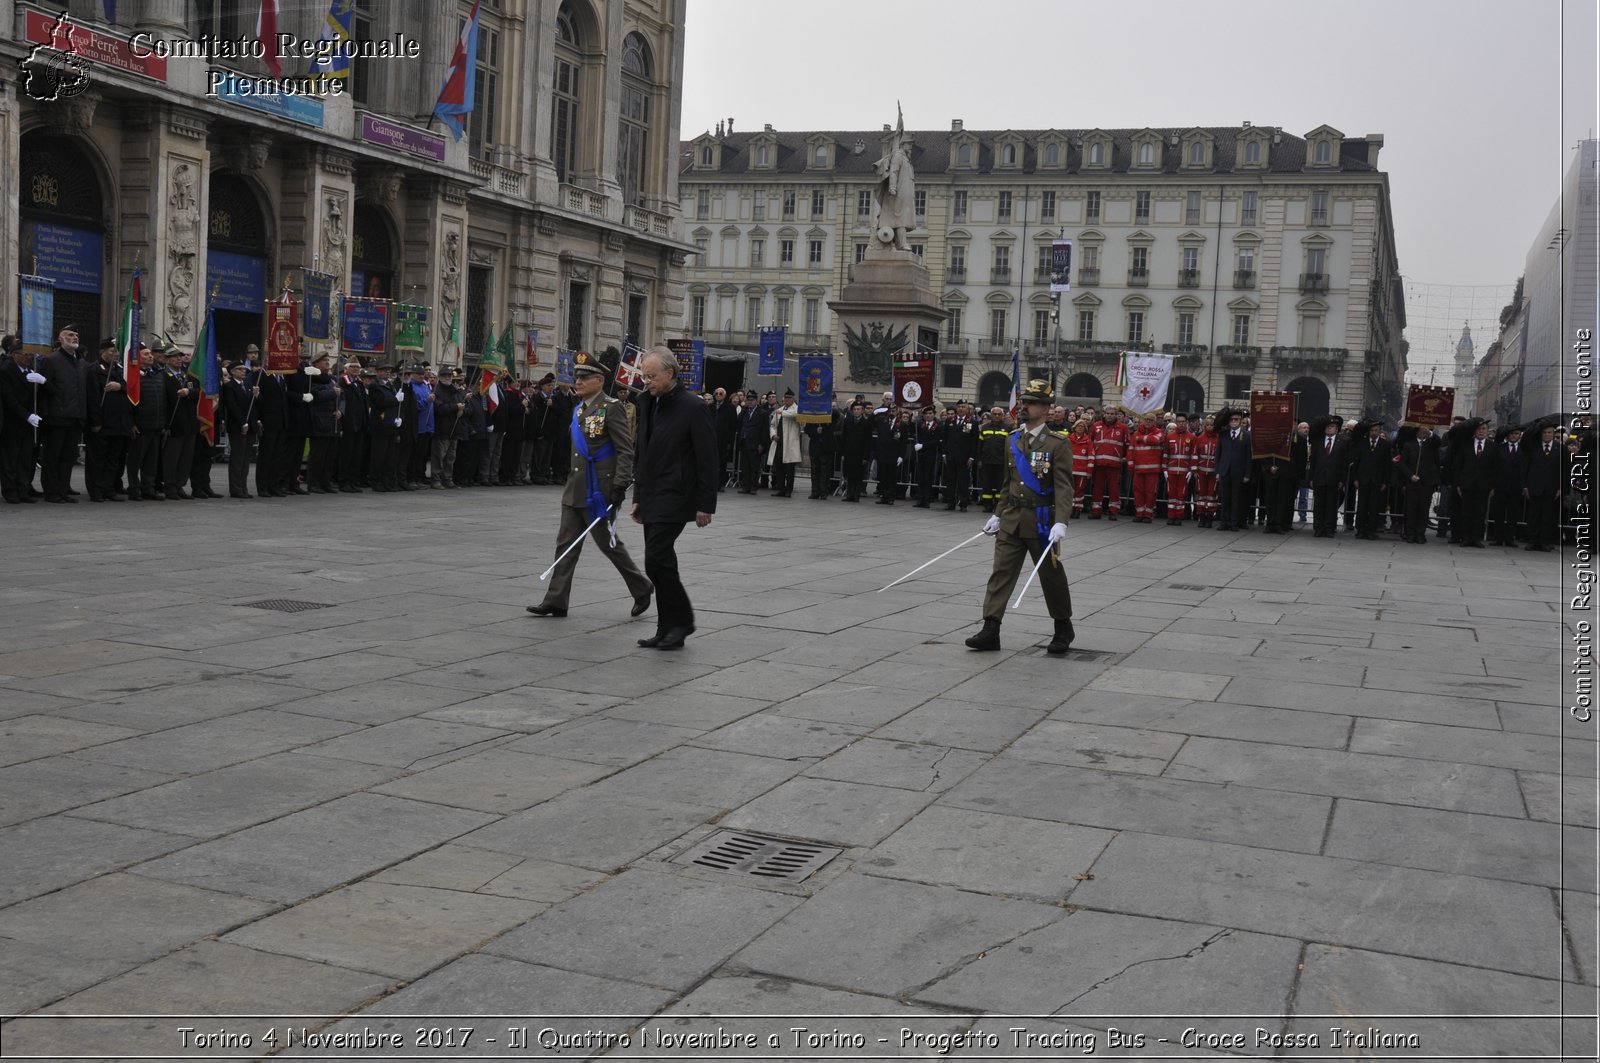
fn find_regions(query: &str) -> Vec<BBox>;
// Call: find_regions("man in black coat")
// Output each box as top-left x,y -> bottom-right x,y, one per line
220,361 -> 258,498
1397,426 -> 1442,543
1452,420 -> 1496,548
711,386 -> 738,489
252,365 -> 288,497
336,360 -> 371,492
871,406 -> 904,505
630,347 -> 718,651
366,364 -> 404,491
1214,409 -> 1252,531
547,383 -> 575,484
126,344 -> 166,500
283,357 -> 314,493
912,406 -> 942,507
1307,415 -> 1349,538
36,325 -> 87,502
804,407 -> 838,499
431,367 -> 466,488
737,392 -> 770,494
0,337 -> 42,503
1489,426 -> 1528,546
304,353 -> 340,492
84,338 -> 133,502
1351,421 -> 1391,540
942,402 -> 979,511
1523,424 -> 1565,551
838,400 -> 873,502
160,345 -> 199,500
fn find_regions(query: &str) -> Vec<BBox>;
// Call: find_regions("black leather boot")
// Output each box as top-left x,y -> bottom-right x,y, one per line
964,619 -> 1001,651
1046,619 -> 1075,656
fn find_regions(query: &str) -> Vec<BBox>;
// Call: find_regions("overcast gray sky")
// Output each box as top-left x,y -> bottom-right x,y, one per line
681,0 -> 1597,373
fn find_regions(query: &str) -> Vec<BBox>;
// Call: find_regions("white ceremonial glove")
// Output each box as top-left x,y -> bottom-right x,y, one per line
914,443 -> 924,452
302,393 -> 313,403
982,515 -> 1000,535
1049,522 -> 1068,544
25,371 -> 46,384
27,413 -> 42,428
393,416 -> 402,427
304,366 -> 322,377
896,456 -> 903,466
488,426 -> 494,434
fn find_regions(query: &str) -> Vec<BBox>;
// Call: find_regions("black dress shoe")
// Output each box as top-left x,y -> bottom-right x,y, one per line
525,603 -> 568,617
653,625 -> 694,650
637,628 -> 667,648
631,591 -> 653,618
1046,619 -> 1075,656
44,494 -> 66,503
964,619 -> 1001,651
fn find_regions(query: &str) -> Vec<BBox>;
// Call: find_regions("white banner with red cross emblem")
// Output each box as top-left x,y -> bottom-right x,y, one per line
1118,352 -> 1173,415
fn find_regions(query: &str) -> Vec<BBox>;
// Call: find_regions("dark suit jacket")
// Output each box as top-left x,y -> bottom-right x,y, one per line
1352,435 -> 1392,485
1493,442 -> 1529,494
1525,441 -> 1565,497
0,360 -> 34,441
839,414 -> 873,460
221,379 -> 257,435
1399,435 -> 1441,486
1454,438 -> 1497,490
634,382 -> 718,522
84,361 -> 134,437
1216,428 -> 1252,480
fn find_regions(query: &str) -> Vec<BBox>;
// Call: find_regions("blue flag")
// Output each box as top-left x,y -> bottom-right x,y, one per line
758,326 -> 786,375
797,354 -> 833,423
307,0 -> 355,80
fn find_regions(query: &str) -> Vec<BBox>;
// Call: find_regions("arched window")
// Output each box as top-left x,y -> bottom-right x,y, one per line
757,145 -> 769,166
1244,140 -> 1261,164
1315,139 -> 1331,164
1189,141 -> 1204,164
1045,142 -> 1058,166
1089,141 -> 1103,165
814,146 -> 827,167
1139,142 -> 1153,165
619,32 -> 652,205
958,143 -> 972,165
1065,373 -> 1104,401
552,2 -> 583,183
1002,143 -> 1016,165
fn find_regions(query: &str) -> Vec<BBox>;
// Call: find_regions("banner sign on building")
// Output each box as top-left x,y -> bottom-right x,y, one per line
892,357 -> 935,409
340,297 -> 389,354
211,70 -> 325,128
358,114 -> 448,163
205,250 -> 265,314
264,297 -> 300,373
554,348 -> 576,386
24,9 -> 169,82
301,270 -> 333,340
19,275 -> 55,355
23,221 -> 102,293
1117,351 -> 1174,415
1404,385 -> 1456,428
1248,390 -> 1297,461
797,354 -> 834,424
394,303 -> 429,354
1049,239 -> 1073,293
667,338 -> 705,393
758,326 -> 786,375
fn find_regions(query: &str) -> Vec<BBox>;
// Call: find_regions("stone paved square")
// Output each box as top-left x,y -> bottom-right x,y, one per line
0,485 -> 1588,1057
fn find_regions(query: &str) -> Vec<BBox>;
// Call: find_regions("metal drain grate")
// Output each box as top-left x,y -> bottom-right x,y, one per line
675,830 -> 841,883
239,599 -> 334,613
1065,648 -> 1117,661
741,535 -> 786,542
1167,583 -> 1211,591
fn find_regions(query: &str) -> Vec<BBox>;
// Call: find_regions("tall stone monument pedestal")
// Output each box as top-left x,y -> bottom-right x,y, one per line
828,249 -> 946,397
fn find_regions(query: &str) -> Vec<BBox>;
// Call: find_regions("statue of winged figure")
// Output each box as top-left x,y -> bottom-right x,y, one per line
843,320 -> 909,385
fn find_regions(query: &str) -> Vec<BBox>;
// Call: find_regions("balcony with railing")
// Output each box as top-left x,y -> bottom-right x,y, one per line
943,337 -> 969,353
1176,268 -> 1201,288
1063,340 -> 1153,359
991,268 -> 1012,285
946,267 -> 967,284
562,184 -> 608,218
1271,346 -> 1349,367
1127,268 -> 1149,287
1299,272 -> 1330,294
624,204 -> 673,238
1161,343 -> 1208,363
1217,345 -> 1262,364
1234,270 -> 1256,289
469,157 -> 528,198
1078,267 -> 1100,287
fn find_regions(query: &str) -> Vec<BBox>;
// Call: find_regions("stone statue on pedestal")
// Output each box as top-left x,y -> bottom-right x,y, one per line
872,104 -> 915,253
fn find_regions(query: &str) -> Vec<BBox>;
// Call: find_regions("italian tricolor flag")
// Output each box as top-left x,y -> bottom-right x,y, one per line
117,270 -> 142,406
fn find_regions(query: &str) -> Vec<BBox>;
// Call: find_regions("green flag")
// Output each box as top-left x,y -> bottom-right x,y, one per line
497,321 -> 516,378
442,308 -> 461,364
480,320 -> 503,373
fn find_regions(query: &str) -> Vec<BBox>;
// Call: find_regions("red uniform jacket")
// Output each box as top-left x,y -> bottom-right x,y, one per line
1070,431 -> 1094,476
1191,429 -> 1219,475
1129,426 -> 1165,474
1091,420 -> 1129,468
1163,429 -> 1194,475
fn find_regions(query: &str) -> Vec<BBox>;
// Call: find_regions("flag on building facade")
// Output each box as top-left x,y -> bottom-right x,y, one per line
432,0 -> 482,140
1118,352 -> 1174,415
191,301 -> 221,445
257,0 -> 282,78
307,0 -> 354,80
117,269 -> 142,406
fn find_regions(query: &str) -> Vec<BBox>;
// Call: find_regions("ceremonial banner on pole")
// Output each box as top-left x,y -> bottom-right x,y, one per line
341,297 -> 389,354
1049,239 -> 1073,293
1117,352 -> 1174,415
117,269 -> 142,406
666,338 -> 704,393
301,270 -> 332,339
1404,385 -> 1455,428
524,328 -> 538,369
553,348 -> 576,386
615,344 -> 645,392
892,357 -> 935,409
797,354 -> 834,424
19,275 -> 54,356
1248,390 -> 1297,460
394,303 -> 428,355
497,322 -> 516,379
477,323 -> 503,413
758,326 -> 786,375
192,301 -> 221,445
264,296 -> 300,373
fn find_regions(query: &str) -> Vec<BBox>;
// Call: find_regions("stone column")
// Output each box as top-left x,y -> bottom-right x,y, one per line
120,104 -> 210,346
0,80 -> 18,334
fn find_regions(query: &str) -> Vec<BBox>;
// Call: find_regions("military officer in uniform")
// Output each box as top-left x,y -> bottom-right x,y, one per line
965,379 -> 1075,656
526,350 -> 654,619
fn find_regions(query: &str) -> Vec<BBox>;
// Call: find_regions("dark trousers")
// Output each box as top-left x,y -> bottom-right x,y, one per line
498,434 -> 524,483
227,431 -> 252,495
530,438 -> 552,482
255,432 -> 285,494
1262,473 -> 1293,531
1489,490 -> 1525,544
1526,493 -> 1557,549
1356,481 -> 1384,536
162,433 -> 195,493
772,461 -> 796,495
86,432 -> 128,497
943,458 -> 970,507
40,421 -> 81,496
1458,487 -> 1490,545
0,434 -> 34,498
369,432 -> 397,488
409,433 -> 433,482
337,432 -> 367,486
1217,473 -> 1246,529
1312,484 -> 1342,535
843,457 -> 866,500
307,437 -> 337,488
126,432 -> 160,496
915,452 -> 939,503
740,443 -> 764,491
1404,481 -> 1434,540
284,434 -> 308,488
643,522 -> 692,629
809,449 -> 832,496
189,436 -> 214,494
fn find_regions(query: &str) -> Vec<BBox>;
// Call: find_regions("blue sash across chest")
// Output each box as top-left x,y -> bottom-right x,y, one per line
571,407 -> 616,522
1010,431 -> 1056,541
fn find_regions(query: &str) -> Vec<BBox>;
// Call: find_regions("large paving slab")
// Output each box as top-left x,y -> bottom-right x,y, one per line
0,481 -> 1584,1056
